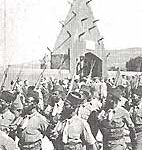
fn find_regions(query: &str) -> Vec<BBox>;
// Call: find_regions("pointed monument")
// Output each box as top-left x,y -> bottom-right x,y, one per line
52,0 -> 107,78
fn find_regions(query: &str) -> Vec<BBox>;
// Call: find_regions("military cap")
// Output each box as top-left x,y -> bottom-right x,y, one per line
66,91 -> 83,106
26,91 -> 39,103
133,86 -> 142,97
80,85 -> 91,97
0,91 -> 16,103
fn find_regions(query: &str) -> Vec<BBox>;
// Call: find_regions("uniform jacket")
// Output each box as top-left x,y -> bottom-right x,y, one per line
98,106 -> 134,141
17,110 -> 49,144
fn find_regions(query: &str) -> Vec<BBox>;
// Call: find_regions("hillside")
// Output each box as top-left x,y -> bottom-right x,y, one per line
106,47 -> 142,70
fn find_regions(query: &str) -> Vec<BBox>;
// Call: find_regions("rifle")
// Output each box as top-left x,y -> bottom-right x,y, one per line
67,59 -> 80,95
34,66 -> 47,90
114,67 -> 121,87
0,65 -> 10,91
58,55 -> 69,78
12,65 -> 24,91
86,59 -> 96,84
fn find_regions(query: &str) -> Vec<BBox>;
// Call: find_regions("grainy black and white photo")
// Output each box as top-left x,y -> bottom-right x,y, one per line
0,0 -> 142,150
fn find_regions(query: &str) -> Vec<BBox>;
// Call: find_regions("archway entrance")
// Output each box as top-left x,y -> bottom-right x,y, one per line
83,52 -> 102,78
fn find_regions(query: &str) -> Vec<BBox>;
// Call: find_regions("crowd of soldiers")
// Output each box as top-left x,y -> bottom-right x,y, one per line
1,73 -> 142,150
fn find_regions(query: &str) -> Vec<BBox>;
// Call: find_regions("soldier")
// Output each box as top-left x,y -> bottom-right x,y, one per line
40,81 -> 50,110
91,77 -> 101,99
130,86 -> 142,150
44,84 -> 65,123
0,91 -> 16,133
78,85 -> 101,121
53,91 -> 98,150
119,75 -> 128,88
9,94 -> 23,140
98,88 -> 136,150
100,77 -> 107,100
22,80 -> 29,95
78,85 -> 101,149
17,90 -> 49,150
0,91 -> 17,150
35,84 -> 44,111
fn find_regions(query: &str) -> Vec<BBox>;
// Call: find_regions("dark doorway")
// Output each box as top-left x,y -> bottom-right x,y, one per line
83,52 -> 102,77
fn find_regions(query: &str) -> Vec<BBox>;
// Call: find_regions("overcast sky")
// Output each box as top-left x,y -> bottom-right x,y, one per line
2,0 -> 142,64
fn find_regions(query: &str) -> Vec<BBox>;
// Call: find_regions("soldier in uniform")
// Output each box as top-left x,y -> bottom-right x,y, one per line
78,85 -> 101,121
0,91 -> 17,150
90,77 -> 101,99
22,80 -> 29,95
0,91 -> 16,133
9,94 -> 24,140
98,88 -> 136,150
43,85 -> 66,150
17,90 -> 49,150
78,85 -> 101,149
40,81 -> 50,110
53,91 -> 98,150
130,86 -> 142,150
44,84 -> 65,123
78,85 -> 92,120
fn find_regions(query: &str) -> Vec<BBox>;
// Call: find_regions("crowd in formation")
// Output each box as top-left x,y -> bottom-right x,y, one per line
1,73 -> 142,150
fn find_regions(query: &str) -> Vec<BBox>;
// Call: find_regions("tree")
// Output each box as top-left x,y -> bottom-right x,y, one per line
126,56 -> 142,71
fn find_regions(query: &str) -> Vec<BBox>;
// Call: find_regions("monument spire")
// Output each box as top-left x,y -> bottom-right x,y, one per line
52,0 -> 106,77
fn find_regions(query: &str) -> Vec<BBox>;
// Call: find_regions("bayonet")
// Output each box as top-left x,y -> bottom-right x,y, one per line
12,65 -> 24,91
0,65 -> 10,91
34,66 -> 47,90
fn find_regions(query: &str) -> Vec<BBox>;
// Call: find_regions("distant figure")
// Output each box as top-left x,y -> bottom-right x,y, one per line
22,80 -> 29,95
41,53 -> 48,69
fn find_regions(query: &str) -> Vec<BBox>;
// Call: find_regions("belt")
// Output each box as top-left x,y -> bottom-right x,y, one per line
105,135 -> 124,141
18,139 -> 41,149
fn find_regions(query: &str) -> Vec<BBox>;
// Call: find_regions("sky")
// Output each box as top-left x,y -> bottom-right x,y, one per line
1,0 -> 142,65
